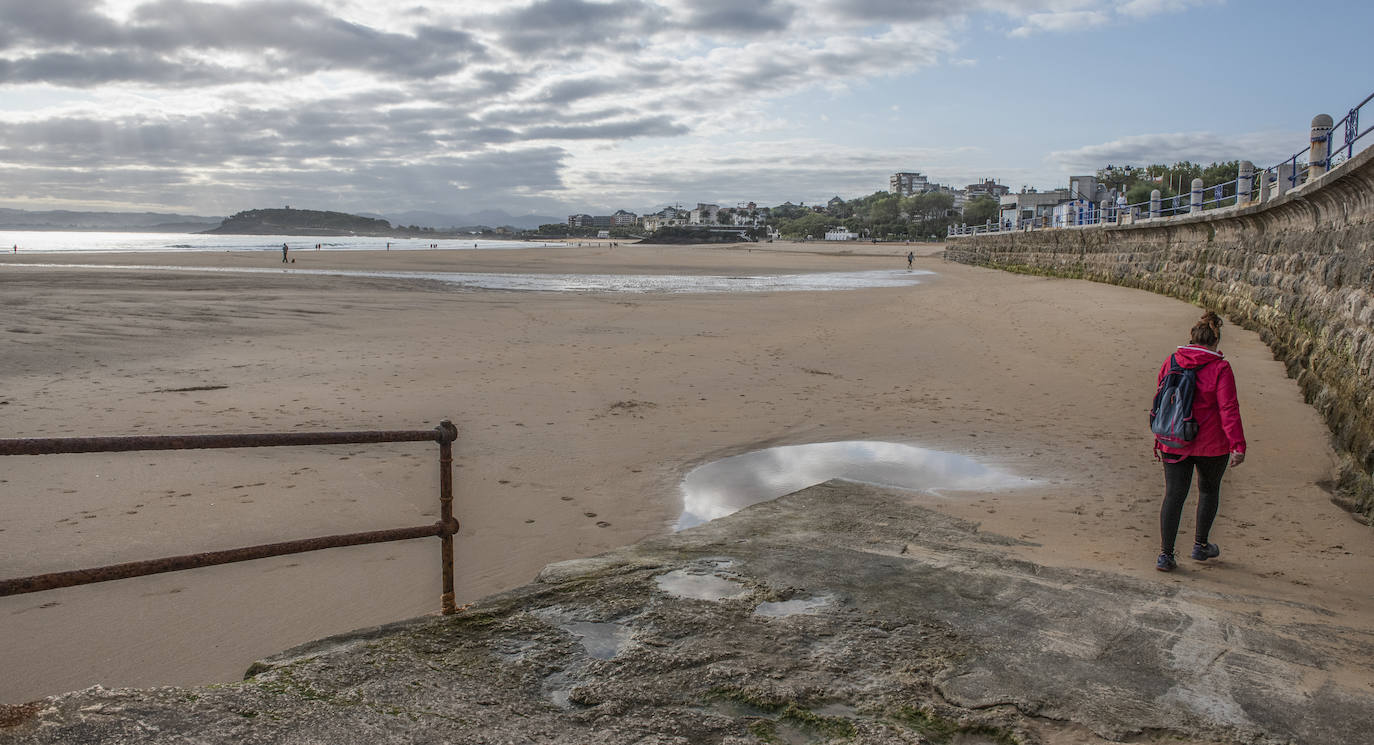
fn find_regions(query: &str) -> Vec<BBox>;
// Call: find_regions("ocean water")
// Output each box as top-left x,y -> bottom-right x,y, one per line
0,230 -> 558,253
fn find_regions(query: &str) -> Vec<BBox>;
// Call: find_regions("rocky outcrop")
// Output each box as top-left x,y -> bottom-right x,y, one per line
205,208 -> 394,235
4,481 -> 1371,745
947,148 -> 1374,517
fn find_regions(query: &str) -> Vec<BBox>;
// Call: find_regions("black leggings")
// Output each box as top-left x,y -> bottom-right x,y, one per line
1160,454 -> 1228,555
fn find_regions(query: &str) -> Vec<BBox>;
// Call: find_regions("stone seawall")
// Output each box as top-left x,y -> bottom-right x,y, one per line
946,146 -> 1374,517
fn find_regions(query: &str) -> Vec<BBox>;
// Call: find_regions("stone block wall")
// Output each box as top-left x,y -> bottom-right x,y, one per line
946,147 -> 1374,518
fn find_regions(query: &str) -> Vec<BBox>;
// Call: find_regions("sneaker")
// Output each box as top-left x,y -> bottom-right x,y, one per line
1156,552 -> 1177,572
1191,542 -> 1220,561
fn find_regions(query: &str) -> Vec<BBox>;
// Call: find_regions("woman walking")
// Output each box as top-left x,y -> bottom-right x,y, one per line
1154,311 -> 1246,572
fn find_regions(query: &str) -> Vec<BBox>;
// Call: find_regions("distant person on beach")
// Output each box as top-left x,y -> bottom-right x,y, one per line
906,251 -> 914,269
282,243 -> 289,263
1153,310 -> 1246,572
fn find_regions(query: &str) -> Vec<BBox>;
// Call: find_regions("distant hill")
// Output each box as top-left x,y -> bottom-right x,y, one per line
0,208 -> 222,232
205,208 -> 394,235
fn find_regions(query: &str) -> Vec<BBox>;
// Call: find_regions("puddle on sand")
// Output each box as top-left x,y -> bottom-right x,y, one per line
6,263 -> 933,294
655,569 -> 750,601
677,441 -> 1025,529
754,595 -> 834,618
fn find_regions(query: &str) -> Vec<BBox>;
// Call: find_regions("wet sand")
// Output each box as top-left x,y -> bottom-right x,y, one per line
1,241 -> 1370,704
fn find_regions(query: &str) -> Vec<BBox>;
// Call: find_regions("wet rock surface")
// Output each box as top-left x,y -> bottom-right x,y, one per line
3,481 -> 1372,744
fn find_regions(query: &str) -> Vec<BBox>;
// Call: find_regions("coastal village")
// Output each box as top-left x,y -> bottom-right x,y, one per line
565,167 -> 1184,241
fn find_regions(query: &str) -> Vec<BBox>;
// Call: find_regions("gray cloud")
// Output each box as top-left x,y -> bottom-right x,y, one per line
539,77 -> 625,105
0,0 -> 126,49
821,0 -> 956,23
0,51 -> 253,86
0,0 -> 1033,214
0,146 -> 570,215
679,0 -> 796,32
0,0 -> 484,85
487,0 -> 654,56
1046,131 -> 1305,173
522,115 -> 687,140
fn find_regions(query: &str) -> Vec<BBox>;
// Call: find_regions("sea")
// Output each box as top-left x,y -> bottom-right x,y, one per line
0,230 -> 556,254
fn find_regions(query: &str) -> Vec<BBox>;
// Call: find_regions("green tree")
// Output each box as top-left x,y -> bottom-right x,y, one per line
962,196 -> 999,224
869,196 -> 900,224
779,212 -> 832,239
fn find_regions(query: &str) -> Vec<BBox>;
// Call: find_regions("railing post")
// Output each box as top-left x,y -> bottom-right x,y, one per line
1275,161 -> 1296,199
1150,189 -> 1161,218
1190,178 -> 1204,214
436,419 -> 459,615
1309,113 -> 1334,180
1346,107 -> 1360,161
1236,161 -> 1254,206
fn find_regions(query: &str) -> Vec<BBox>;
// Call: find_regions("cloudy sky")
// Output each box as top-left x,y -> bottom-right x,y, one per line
1,0 -> 1370,218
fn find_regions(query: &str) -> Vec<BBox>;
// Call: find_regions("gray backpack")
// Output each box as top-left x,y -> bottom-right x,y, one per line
1151,355 -> 1210,449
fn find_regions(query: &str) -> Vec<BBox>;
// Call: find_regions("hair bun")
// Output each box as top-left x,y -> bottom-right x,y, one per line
1200,310 -> 1222,328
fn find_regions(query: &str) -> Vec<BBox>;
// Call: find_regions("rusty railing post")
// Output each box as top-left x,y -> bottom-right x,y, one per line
436,419 -> 459,614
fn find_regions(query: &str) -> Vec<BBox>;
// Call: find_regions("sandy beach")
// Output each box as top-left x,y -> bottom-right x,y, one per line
2,241 -> 1370,704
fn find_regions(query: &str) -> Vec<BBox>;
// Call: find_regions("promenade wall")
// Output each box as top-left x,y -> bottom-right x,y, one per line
946,146 -> 1374,517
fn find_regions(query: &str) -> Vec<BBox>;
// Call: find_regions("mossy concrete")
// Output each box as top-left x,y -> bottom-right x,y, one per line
3,481 -> 1371,745
947,147 -> 1374,518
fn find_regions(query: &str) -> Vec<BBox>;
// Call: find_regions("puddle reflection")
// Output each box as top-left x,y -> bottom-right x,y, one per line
654,569 -> 750,601
561,621 -> 632,660
677,441 -> 1024,529
5,263 -> 933,294
754,595 -> 834,618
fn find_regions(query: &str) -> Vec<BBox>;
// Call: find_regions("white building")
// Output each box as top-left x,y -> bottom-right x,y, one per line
641,206 -> 688,232
824,226 -> 859,241
689,203 -> 720,225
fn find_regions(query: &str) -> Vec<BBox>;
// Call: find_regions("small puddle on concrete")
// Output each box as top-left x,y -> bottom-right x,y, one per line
655,569 -> 750,601
677,440 -> 1024,529
561,621 -> 632,660
532,608 -> 633,660
542,671 -> 575,708
813,702 -> 858,718
754,595 -> 834,618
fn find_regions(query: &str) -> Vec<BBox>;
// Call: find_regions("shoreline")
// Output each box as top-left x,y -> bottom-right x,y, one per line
2,242 -> 1369,704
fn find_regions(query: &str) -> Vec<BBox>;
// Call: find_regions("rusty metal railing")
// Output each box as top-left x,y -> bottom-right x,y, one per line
0,420 -> 462,614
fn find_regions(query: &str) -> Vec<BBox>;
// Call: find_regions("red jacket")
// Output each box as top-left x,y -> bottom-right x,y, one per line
1155,345 -> 1246,458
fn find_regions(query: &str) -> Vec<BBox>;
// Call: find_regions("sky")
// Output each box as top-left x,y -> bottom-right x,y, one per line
1,0 -> 1371,218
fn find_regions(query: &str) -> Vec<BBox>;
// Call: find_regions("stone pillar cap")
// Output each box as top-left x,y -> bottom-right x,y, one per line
1312,113 -> 1334,129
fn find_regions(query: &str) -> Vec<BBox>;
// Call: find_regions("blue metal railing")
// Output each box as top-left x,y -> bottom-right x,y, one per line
950,87 -> 1374,237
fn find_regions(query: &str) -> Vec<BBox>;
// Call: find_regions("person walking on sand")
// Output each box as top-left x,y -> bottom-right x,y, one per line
1153,310 -> 1246,572
281,243 -> 289,263
907,250 -> 914,269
